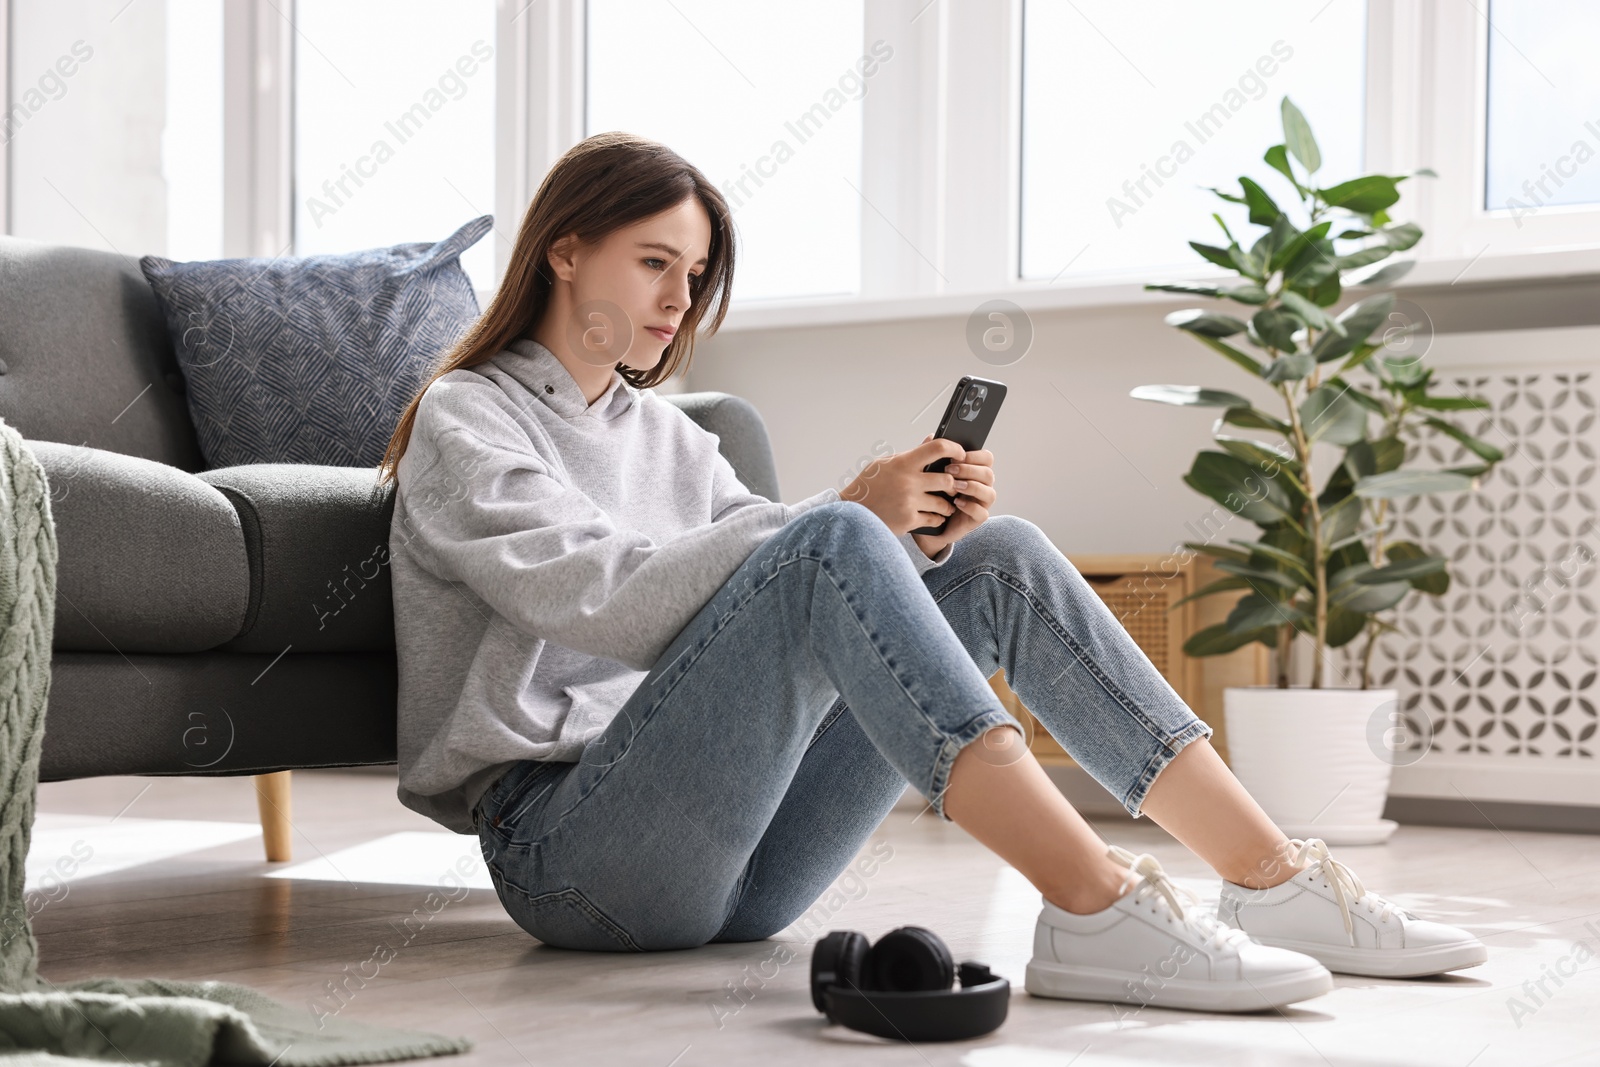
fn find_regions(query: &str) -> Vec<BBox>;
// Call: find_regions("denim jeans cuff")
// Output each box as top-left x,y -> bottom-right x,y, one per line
1122,717 -> 1215,818
928,707 -> 1027,823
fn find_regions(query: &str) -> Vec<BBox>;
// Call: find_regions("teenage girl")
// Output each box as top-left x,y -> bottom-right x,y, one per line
377,131 -> 1486,1012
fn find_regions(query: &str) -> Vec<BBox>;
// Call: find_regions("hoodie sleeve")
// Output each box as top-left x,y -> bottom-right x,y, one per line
395,384 -> 839,672
899,530 -> 954,576
704,431 -> 951,576
705,434 -> 839,523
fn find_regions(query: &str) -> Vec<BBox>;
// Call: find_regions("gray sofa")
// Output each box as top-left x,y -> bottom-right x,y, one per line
0,234 -> 786,857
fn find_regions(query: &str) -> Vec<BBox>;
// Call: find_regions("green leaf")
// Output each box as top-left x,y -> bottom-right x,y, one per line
1328,567 -> 1413,613
1309,270 -> 1343,308
1263,351 -> 1316,383
1224,284 -> 1272,305
1300,385 -> 1369,445
1213,560 -> 1305,590
1349,260 -> 1416,287
1185,621 -> 1279,656
1252,307 -> 1302,352
1328,376 -> 1389,414
1230,539 -> 1314,584
1147,281 -> 1225,298
1281,97 -> 1322,174
1312,293 -> 1395,362
1229,243 -> 1266,281
1147,281 -> 1271,307
1424,415 -> 1505,463
1284,236 -> 1340,289
1357,555 -> 1448,583
1189,241 -> 1238,271
1183,451 -> 1298,524
1354,469 -> 1475,498
1411,393 -> 1490,411
1264,143 -> 1305,194
1219,406 -> 1292,436
1268,220 -> 1331,274
1383,353 -> 1429,388
1380,222 -> 1423,251
1189,334 -> 1267,376
1239,176 -> 1282,226
1168,575 -> 1254,610
1206,186 -> 1248,205
1344,436 -> 1406,480
1227,592 -> 1310,632
1324,527 -> 1370,556
1280,289 -> 1344,335
1319,175 -> 1406,213
1319,492 -> 1365,546
1214,434 -> 1297,469
1182,541 -> 1252,564
1385,540 -> 1450,595
1335,245 -> 1396,271
1415,167 -> 1438,178
1165,308 -> 1249,337
1325,605 -> 1369,647
1130,384 -> 1254,408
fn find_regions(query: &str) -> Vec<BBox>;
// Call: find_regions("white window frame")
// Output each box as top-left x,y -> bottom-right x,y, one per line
222,0 -> 292,258
1407,0 -> 1600,269
14,0 -> 1600,319
1,0 -> 10,235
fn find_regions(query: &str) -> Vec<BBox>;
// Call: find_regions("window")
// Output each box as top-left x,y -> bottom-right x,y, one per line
585,0 -> 866,301
1018,0 -> 1367,282
292,0 -> 497,289
1484,0 -> 1600,215
164,0 -> 224,261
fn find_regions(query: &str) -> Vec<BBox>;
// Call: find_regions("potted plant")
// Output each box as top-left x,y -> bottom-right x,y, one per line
1133,97 -> 1503,845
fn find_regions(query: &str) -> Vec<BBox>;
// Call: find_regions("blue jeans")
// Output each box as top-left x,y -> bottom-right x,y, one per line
472,502 -> 1211,952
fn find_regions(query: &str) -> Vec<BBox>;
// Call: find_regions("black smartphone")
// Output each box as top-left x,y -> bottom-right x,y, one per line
911,375 -> 1007,536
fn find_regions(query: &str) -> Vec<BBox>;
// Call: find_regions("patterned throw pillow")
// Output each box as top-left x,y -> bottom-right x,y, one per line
139,216 -> 492,469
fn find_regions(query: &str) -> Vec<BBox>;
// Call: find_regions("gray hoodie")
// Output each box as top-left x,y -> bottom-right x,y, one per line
388,338 -> 953,833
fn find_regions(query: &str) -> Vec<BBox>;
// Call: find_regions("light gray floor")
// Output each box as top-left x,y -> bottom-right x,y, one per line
29,768 -> 1598,1067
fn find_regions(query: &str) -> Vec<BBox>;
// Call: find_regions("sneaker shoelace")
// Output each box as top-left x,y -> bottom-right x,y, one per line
1107,844 -> 1252,953
1289,837 -> 1411,945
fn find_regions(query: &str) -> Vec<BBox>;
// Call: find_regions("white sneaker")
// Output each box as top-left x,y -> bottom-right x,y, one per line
1026,845 -> 1333,1013
1218,837 -> 1488,978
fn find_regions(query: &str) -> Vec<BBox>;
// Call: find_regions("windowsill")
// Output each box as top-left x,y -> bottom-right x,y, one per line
470,243 -> 1600,337
709,244 -> 1600,333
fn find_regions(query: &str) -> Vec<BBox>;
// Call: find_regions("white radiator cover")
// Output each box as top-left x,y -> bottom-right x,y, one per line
1332,362 -> 1599,809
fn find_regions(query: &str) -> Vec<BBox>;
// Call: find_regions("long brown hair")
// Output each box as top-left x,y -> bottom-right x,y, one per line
376,131 -> 736,487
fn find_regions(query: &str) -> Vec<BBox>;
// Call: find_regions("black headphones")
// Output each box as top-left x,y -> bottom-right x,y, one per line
809,925 -> 1010,1042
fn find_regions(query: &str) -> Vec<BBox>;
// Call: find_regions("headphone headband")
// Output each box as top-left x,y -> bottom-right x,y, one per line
810,927 -> 1010,1042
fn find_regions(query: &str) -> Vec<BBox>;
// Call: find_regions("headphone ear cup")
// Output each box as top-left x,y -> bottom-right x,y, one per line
810,931 -> 870,1013
862,925 -> 954,993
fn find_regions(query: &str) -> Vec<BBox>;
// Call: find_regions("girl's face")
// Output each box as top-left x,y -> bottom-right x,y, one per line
553,196 -> 712,374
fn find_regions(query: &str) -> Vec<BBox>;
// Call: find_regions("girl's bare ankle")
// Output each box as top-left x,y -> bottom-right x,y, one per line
1042,868 -> 1129,916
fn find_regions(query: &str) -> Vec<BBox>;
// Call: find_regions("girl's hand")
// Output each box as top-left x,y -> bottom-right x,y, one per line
909,432 -> 995,558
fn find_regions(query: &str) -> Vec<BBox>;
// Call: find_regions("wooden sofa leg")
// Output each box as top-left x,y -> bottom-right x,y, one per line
255,771 -> 293,862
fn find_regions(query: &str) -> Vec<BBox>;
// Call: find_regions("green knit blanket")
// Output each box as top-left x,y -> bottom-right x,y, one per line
0,417 -> 472,1066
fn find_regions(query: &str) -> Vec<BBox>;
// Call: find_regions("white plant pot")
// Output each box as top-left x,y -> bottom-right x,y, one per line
1223,685 -> 1400,846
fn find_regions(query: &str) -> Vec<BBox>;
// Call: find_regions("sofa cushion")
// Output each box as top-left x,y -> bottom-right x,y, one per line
139,216 -> 491,470
31,441 -> 249,652
198,464 -> 397,654
0,237 -> 204,471
40,651 -> 399,780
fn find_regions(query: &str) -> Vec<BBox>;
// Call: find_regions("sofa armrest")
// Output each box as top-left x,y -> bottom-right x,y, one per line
30,440 -> 250,652
198,464 -> 396,653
